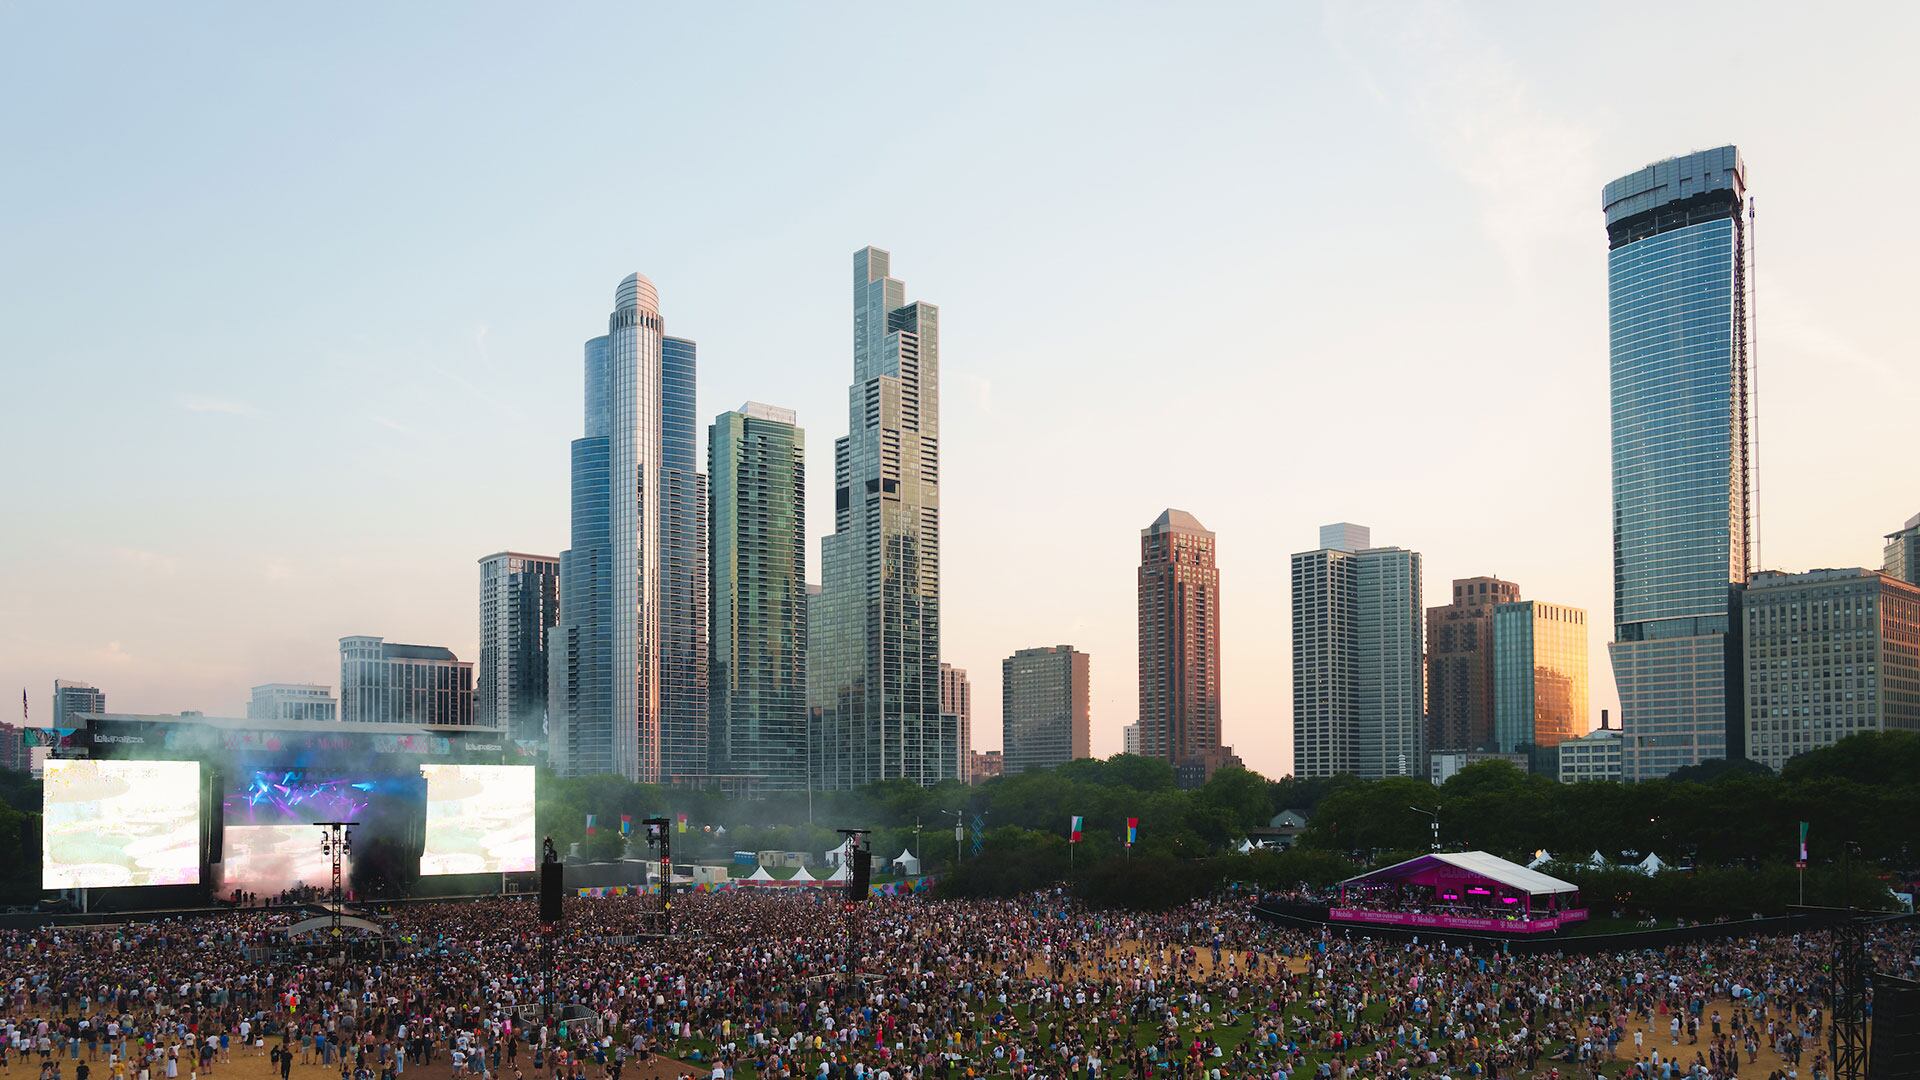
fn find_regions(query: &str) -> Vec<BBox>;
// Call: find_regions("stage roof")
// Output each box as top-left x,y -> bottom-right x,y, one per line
1340,850 -> 1579,896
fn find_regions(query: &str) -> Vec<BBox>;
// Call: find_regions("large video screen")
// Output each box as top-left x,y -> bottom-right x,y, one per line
222,824 -> 344,895
420,764 -> 535,875
43,759 -> 202,888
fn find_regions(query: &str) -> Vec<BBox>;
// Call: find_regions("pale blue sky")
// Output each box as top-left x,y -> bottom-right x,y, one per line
5,3 -> 1917,776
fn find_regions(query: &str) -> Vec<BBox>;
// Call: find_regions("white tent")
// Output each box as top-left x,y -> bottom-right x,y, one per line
892,848 -> 921,875
1527,850 -> 1553,869
787,864 -> 817,883
743,865 -> 776,883
824,859 -> 851,882
1638,853 -> 1667,875
825,836 -> 854,867
1237,839 -> 1255,854
1588,850 -> 1609,868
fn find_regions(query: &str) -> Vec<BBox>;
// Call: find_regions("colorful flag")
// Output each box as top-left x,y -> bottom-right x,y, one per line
1069,816 -> 1084,844
1799,821 -> 1809,862
585,814 -> 598,836
676,812 -> 688,834
1126,818 -> 1139,847
620,814 -> 633,837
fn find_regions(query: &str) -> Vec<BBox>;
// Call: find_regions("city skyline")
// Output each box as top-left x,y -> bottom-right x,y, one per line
8,6 -> 1920,778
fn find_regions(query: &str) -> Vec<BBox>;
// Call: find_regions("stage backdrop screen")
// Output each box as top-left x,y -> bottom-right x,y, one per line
420,764 -> 535,875
43,759 -> 202,888
222,824 -> 345,895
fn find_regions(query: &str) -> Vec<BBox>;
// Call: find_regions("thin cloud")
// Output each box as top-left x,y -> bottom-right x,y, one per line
367,414 -> 424,438
177,394 -> 259,416
112,547 -> 179,575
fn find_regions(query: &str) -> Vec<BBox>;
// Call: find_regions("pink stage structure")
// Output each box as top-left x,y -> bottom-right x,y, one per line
1331,851 -> 1585,936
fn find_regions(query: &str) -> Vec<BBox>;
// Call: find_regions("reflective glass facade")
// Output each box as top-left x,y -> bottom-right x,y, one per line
1002,645 -> 1091,776
1492,601 -> 1590,755
709,404 -> 808,791
1603,146 -> 1750,779
659,337 -> 709,780
477,552 -> 559,749
810,248 -> 952,788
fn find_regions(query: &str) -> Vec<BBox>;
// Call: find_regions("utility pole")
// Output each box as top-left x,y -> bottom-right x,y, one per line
1408,806 -> 1440,852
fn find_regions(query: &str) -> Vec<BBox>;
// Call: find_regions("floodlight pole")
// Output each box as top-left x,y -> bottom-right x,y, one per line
315,821 -> 357,968
1408,806 -> 1440,852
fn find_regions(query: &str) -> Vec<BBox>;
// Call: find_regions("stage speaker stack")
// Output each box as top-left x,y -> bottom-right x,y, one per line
1871,973 -> 1920,1079
848,838 -> 872,903
540,860 -> 564,925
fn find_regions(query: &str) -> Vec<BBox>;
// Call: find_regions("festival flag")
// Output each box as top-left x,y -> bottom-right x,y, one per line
676,812 -> 688,834
1126,818 -> 1138,847
1069,816 -> 1084,844
585,814 -> 598,836
1799,821 -> 1809,862
620,814 -> 632,837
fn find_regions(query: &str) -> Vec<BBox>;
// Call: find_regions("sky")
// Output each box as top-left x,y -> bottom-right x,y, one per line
4,3 -> 1917,778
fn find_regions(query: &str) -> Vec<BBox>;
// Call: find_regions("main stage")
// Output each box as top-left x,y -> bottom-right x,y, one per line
1330,850 -> 1588,936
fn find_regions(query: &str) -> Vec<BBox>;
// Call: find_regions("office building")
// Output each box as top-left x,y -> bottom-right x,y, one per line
1886,513 -> 1920,586
1557,726 -> 1624,783
1123,722 -> 1140,756
339,637 -> 474,726
968,750 -> 1003,784
1426,577 -> 1521,754
1742,568 -> 1920,771
1430,750 -> 1528,785
246,683 -> 338,723
810,248 -> 953,788
477,552 -> 559,747
52,679 -> 105,727
941,663 -> 972,782
1137,509 -> 1228,784
1602,146 -> 1753,780
708,403 -> 808,792
1492,601 -> 1591,759
660,337 -> 709,781
0,722 -> 25,771
549,274 -> 703,781
1001,645 -> 1091,775
1291,523 -> 1424,779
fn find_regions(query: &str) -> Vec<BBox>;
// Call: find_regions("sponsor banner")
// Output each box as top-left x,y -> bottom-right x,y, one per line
1327,907 -> 1586,934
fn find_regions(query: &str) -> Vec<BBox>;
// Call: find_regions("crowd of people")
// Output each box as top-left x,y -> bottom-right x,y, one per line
0,887 -> 1914,1080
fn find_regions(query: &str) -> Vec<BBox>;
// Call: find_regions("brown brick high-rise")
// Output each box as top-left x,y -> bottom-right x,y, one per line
1138,509 -> 1224,783
1425,577 -> 1520,754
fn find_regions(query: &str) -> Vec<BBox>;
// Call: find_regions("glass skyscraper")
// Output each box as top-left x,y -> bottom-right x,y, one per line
477,551 -> 560,748
1002,645 -> 1091,776
809,247 -> 953,788
1492,600 -> 1590,758
709,402 -> 807,791
1291,524 -> 1424,779
1602,146 -> 1752,780
550,274 -> 705,782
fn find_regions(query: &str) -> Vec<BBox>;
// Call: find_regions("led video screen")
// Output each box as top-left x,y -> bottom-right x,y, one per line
222,824 -> 345,895
43,759 -> 202,889
419,764 -> 535,875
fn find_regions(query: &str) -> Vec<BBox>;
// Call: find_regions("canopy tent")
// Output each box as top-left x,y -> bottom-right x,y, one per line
1588,850 -> 1609,868
1637,853 -> 1667,875
1527,850 -> 1553,869
742,865 -> 777,883
892,848 -> 921,875
1340,851 -> 1580,897
825,836 -> 854,867
1237,839 -> 1256,854
823,859 -> 852,882
787,864 -> 817,882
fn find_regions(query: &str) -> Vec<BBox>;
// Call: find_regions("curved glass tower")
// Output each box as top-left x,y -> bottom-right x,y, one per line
1602,146 -> 1751,780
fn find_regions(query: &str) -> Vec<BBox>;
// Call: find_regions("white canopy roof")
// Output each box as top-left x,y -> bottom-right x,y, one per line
1588,850 -> 1609,867
1340,850 -> 1580,896
1638,853 -> 1667,874
787,864 -> 816,882
824,859 -> 851,881
1527,850 -> 1553,869
743,865 -> 776,882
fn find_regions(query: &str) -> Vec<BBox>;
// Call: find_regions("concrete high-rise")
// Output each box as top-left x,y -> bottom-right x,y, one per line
1742,568 -> 1920,771
1137,510 -> 1226,782
339,637 -> 473,726
660,337 -> 709,781
549,273 -> 702,781
1291,524 -> 1425,779
941,663 -> 972,782
1492,601 -> 1591,757
51,679 -> 105,727
477,552 -> 560,748
1886,513 -> 1920,586
709,403 -> 807,791
1002,646 -> 1091,776
247,683 -> 338,723
1426,577 -> 1521,754
1603,146 -> 1753,780
810,247 -> 952,788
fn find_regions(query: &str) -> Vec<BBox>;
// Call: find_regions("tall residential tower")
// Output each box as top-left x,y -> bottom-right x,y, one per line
1602,146 -> 1752,779
809,248 -> 953,787
1137,510 -> 1226,783
477,552 -> 560,748
708,402 -> 808,791
1291,524 -> 1424,779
